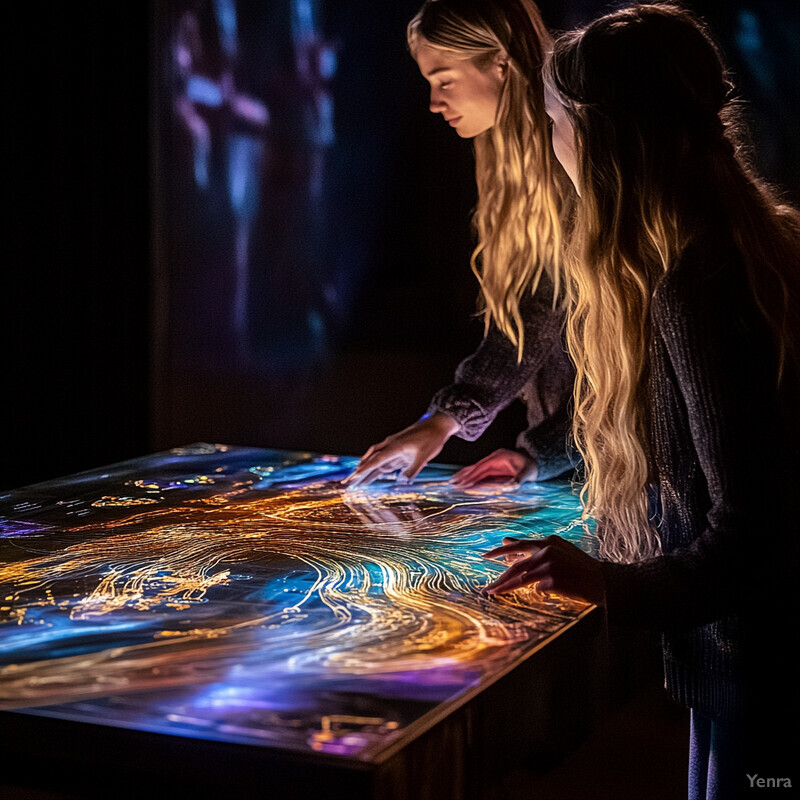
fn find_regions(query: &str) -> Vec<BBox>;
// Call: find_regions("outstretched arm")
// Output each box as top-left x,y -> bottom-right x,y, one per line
342,412 -> 460,487
345,277 -> 573,488
428,279 -> 567,441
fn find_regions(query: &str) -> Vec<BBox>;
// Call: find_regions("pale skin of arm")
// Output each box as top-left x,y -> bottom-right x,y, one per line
342,414 -> 537,488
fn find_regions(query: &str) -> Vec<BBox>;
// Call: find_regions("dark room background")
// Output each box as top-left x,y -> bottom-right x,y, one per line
6,0 -> 799,492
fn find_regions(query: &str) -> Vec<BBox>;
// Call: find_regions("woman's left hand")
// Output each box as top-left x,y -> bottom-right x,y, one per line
450,448 -> 537,489
481,535 -> 606,605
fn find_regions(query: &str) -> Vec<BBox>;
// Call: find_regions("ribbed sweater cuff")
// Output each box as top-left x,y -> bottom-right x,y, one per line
663,656 -> 742,721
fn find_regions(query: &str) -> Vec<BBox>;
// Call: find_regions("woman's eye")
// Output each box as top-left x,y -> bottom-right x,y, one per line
440,82 -> 451,90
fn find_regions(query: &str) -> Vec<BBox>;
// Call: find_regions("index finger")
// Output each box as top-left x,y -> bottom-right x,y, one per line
342,450 -> 393,484
481,540 -> 542,560
344,463 -> 391,488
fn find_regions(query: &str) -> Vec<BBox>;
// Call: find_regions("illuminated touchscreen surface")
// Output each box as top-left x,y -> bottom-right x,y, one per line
0,444 -> 594,760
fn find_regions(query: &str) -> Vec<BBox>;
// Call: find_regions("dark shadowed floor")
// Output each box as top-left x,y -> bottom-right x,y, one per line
497,680 -> 690,800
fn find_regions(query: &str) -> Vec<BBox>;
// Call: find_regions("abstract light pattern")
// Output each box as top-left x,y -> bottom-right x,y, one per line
0,444 -> 595,760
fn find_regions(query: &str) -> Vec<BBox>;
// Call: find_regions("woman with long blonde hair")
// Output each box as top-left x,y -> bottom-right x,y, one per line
346,0 -> 576,489
483,3 -> 799,796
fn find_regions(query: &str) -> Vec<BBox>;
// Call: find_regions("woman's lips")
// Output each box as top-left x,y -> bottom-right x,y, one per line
447,116 -> 462,126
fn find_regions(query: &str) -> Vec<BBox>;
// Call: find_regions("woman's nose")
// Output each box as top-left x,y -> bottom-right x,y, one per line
429,90 -> 446,113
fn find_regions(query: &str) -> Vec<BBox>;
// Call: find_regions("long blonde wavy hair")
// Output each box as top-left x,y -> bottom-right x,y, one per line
545,2 -> 800,562
407,0 -> 573,359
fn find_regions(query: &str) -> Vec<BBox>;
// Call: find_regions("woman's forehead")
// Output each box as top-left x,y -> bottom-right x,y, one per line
414,40 -> 468,74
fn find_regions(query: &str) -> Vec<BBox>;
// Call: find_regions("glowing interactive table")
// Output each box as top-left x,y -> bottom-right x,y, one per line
0,444 -> 607,799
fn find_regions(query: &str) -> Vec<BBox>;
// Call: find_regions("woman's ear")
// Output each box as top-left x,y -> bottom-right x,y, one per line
494,50 -> 509,79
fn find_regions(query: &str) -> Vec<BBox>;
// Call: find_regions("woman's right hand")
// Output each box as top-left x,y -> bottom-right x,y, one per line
342,412 -> 460,488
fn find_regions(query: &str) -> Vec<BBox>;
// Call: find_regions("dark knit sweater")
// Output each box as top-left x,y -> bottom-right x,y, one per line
600,232 -> 799,722
427,275 -> 578,480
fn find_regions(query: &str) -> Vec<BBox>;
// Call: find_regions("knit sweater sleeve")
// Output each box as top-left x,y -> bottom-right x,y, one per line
517,415 -> 578,480
427,277 -> 568,442
600,253 -> 792,631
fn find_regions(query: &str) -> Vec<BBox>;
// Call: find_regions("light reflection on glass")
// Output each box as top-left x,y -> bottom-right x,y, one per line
0,444 -> 594,760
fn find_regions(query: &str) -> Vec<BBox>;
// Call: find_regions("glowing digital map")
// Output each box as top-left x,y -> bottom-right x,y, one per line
0,444 -> 595,760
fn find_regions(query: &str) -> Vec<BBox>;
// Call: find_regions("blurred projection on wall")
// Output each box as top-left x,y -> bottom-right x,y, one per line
168,1 -> 348,370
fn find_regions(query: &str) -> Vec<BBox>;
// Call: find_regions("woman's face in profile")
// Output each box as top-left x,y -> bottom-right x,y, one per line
544,87 -> 579,194
415,37 -> 505,139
